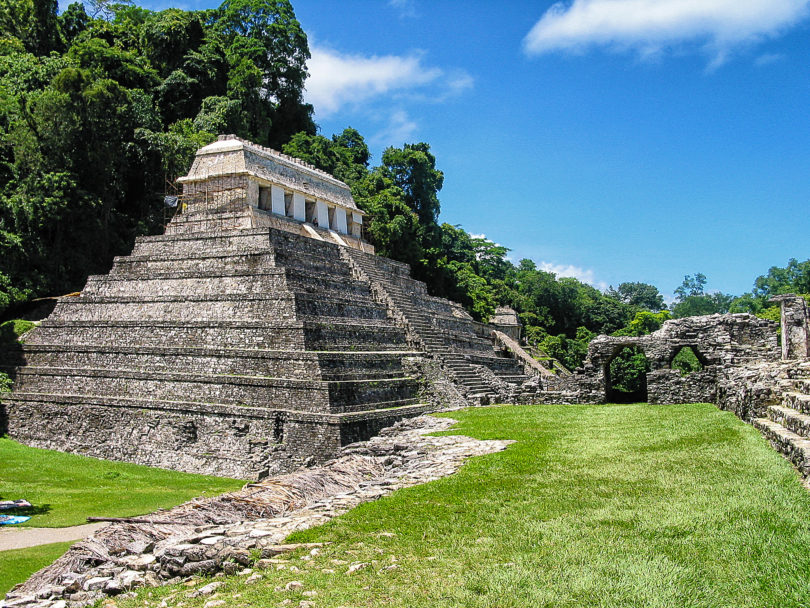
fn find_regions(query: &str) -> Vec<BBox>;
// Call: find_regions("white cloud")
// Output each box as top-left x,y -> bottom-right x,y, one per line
539,262 -> 609,291
389,0 -> 418,19
305,46 -> 440,117
305,45 -> 473,118
754,52 -> 785,66
523,0 -> 810,64
370,110 -> 419,146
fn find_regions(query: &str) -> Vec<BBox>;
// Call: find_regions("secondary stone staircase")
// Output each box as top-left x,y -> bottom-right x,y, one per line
753,362 -> 810,477
342,248 -> 531,404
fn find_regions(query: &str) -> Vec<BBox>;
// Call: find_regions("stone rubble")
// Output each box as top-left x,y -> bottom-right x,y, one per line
2,415 -> 512,608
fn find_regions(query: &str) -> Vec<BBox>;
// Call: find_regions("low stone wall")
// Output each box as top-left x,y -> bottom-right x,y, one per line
647,368 -> 718,405
715,361 -> 793,422
2,395 -> 431,479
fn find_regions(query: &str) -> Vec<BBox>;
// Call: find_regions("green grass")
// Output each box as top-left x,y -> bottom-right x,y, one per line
0,542 -> 74,597
119,403 -> 810,608
0,438 -> 245,527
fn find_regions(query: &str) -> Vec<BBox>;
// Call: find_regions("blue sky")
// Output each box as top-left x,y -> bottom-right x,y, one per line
65,0 -> 810,298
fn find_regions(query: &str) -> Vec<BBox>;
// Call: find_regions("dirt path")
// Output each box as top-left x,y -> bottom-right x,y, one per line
0,523 -> 108,551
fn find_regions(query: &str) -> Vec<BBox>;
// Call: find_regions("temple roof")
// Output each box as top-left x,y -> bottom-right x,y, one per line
492,306 -> 521,326
179,135 -> 361,213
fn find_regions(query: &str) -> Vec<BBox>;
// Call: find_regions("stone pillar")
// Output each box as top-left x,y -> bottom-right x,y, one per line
334,207 -> 348,234
770,295 -> 810,360
351,212 -> 363,238
316,200 -> 329,229
247,180 -> 259,208
292,193 -> 306,222
271,185 -> 285,216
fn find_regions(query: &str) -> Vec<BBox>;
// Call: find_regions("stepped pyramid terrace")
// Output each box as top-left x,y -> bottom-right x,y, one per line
0,135 -> 541,479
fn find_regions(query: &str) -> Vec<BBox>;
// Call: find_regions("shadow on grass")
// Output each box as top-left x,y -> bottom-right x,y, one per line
0,497 -> 52,520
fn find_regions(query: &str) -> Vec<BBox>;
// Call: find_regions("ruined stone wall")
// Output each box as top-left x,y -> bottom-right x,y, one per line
5,397 -> 288,479
715,361 -> 797,422
647,368 -> 719,405
771,295 -> 810,360
571,313 -> 779,404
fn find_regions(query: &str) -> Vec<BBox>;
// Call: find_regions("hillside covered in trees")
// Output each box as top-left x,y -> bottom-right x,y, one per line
0,0 -> 807,371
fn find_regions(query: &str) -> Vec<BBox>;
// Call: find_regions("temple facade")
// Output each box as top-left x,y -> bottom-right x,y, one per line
175,135 -> 371,252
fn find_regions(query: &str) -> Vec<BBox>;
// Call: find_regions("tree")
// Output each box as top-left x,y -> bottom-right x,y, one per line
672,292 -> 733,318
215,0 -> 314,146
0,0 -> 61,55
672,273 -> 733,318
59,3 -> 90,46
607,282 -> 665,312
380,143 -> 443,232
674,273 -> 707,299
216,0 -> 309,102
140,9 -> 205,77
752,258 -> 810,299
282,128 -> 369,186
614,310 -> 671,337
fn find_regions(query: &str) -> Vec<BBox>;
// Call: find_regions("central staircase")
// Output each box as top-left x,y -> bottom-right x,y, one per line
343,248 -> 531,404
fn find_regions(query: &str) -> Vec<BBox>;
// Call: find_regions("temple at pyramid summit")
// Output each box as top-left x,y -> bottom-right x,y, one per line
2,135 -> 548,479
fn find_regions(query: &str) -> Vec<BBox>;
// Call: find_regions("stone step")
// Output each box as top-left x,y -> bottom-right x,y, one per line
131,229 -> 274,258
2,345 -> 419,381
496,375 -> 530,384
13,367 -> 421,413
27,319 -> 410,351
49,292 -> 390,323
112,251 -> 278,276
767,405 -> 810,438
753,417 -> 810,476
5,391 -> 430,422
130,229 -> 354,278
107,263 -> 363,287
781,392 -> 810,415
778,378 -> 810,394
84,269 -> 372,299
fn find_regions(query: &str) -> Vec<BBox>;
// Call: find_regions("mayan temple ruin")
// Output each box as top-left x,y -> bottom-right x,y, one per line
1,135 -> 538,479
4,135 -> 810,483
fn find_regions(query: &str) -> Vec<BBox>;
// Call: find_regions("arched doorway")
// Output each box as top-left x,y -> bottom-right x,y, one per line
670,346 -> 705,376
606,346 -> 650,403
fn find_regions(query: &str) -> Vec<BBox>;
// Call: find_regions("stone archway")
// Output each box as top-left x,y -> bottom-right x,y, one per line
606,346 -> 651,403
670,345 -> 706,377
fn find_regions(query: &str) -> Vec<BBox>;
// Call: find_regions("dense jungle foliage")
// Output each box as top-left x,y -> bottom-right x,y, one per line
0,0 -> 807,379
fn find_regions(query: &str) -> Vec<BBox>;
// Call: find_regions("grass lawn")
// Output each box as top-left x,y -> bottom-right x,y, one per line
119,402 -> 810,608
0,438 -> 245,528
0,542 -> 74,597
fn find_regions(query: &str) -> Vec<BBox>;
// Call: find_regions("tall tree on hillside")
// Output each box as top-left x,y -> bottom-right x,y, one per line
0,0 -> 61,55
752,258 -> 810,298
380,143 -> 443,232
282,127 -> 370,185
672,273 -> 733,318
216,0 -> 314,146
607,282 -> 665,312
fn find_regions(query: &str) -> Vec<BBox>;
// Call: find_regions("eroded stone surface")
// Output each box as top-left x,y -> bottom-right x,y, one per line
2,416 -> 512,608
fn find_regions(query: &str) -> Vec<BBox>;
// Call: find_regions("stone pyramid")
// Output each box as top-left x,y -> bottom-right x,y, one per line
2,136 -> 534,479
